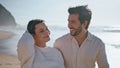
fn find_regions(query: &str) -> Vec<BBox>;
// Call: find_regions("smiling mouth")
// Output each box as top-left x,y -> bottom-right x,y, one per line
70,28 -> 74,30
70,28 -> 76,32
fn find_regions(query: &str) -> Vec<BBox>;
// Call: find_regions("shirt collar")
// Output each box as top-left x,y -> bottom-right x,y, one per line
69,31 -> 93,41
86,31 -> 93,41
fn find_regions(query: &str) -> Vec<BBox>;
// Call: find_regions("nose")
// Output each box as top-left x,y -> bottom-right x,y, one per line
46,30 -> 50,35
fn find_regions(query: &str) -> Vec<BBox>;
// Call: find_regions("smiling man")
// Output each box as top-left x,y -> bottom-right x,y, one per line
54,5 -> 109,68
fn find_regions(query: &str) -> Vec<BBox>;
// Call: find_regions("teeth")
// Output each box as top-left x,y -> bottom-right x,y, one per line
70,29 -> 74,31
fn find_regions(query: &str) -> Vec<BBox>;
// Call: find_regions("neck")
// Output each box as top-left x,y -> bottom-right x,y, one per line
75,31 -> 88,46
33,35 -> 46,47
34,42 -> 46,47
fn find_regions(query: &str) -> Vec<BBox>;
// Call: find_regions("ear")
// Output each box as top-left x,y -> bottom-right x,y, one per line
82,20 -> 88,29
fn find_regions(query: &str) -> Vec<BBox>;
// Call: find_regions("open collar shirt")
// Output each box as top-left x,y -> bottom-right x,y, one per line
54,32 -> 109,68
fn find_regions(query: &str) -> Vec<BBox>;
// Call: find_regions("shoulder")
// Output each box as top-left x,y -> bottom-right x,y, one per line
47,47 -> 62,55
48,47 -> 60,52
55,33 -> 71,42
90,33 -> 105,46
54,33 -> 70,48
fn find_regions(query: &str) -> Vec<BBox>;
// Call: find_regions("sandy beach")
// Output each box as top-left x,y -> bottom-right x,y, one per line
0,31 -> 13,40
0,53 -> 20,68
0,31 -> 20,68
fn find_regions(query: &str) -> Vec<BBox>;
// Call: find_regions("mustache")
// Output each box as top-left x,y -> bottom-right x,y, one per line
69,26 -> 81,29
69,27 -> 80,30
69,27 -> 75,29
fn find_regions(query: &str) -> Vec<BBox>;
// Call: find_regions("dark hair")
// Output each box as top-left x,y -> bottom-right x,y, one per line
27,19 -> 44,34
68,5 -> 92,29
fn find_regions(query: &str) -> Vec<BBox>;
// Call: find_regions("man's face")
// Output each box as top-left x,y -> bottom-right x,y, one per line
68,14 -> 82,36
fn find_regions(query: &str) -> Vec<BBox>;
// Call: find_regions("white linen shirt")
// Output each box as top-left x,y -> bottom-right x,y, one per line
54,32 -> 109,68
17,31 -> 64,68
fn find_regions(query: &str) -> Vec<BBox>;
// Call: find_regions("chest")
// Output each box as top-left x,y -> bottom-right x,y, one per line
60,40 -> 99,62
33,49 -> 60,68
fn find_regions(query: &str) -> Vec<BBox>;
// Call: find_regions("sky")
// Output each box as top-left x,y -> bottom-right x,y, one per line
0,0 -> 120,26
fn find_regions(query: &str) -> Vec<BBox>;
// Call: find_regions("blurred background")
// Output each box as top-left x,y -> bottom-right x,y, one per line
0,0 -> 120,68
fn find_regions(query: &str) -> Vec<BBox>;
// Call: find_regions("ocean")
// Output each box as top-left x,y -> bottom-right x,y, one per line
0,25 -> 120,68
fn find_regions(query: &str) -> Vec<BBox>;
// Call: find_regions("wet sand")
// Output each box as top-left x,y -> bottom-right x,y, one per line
0,53 -> 20,68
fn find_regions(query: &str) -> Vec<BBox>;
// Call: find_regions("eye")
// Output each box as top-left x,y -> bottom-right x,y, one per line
71,21 -> 76,23
39,29 -> 44,33
39,27 -> 49,33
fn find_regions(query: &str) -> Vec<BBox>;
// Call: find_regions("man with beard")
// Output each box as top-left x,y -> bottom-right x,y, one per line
54,5 -> 109,68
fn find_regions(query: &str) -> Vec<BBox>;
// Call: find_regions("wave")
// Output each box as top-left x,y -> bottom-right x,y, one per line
103,28 -> 120,32
89,26 -> 120,33
111,44 -> 120,48
1,25 -> 120,33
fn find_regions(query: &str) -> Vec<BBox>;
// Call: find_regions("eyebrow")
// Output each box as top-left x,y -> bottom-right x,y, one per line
39,27 -> 47,31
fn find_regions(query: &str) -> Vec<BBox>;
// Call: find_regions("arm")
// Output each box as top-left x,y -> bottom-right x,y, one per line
55,48 -> 65,68
54,39 -> 61,50
97,42 -> 109,68
54,40 -> 65,68
17,31 -> 35,68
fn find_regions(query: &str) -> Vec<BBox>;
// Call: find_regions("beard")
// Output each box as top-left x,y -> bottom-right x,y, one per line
70,26 -> 82,36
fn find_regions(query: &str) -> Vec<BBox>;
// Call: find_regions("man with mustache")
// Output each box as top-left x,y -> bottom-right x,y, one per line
54,5 -> 109,68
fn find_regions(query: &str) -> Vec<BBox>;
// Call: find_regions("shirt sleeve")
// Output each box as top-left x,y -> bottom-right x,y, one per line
54,40 -> 65,68
55,48 -> 65,68
54,39 -> 61,50
97,42 -> 109,68
17,31 -> 35,68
